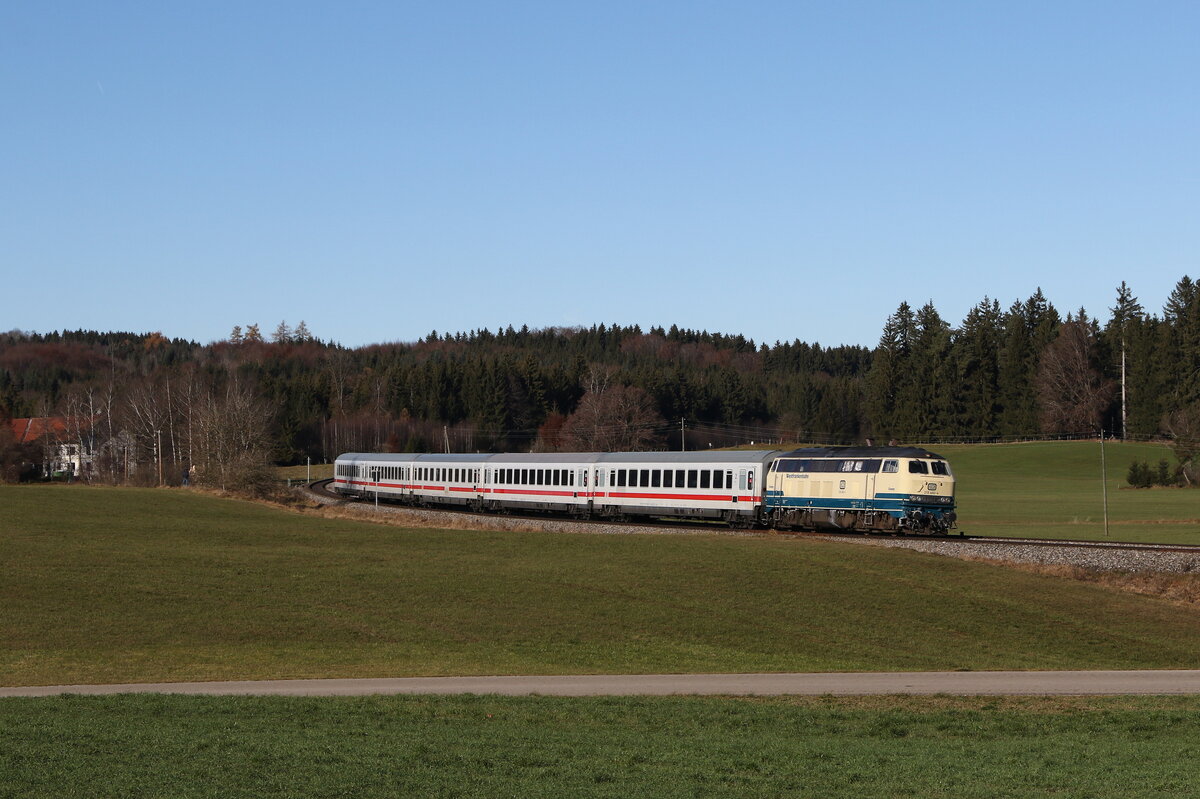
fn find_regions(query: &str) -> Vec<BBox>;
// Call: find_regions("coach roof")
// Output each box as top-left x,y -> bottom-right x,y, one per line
337,451 -> 782,465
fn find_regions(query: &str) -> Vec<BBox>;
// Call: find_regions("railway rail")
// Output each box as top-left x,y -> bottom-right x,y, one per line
306,479 -> 1200,561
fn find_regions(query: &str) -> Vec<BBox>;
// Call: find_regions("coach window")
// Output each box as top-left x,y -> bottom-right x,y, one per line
908,460 -> 929,475
615,470 -> 625,487
700,470 -> 711,489
675,469 -> 685,487
687,470 -> 698,488
638,469 -> 648,487
883,460 -> 899,473
663,470 -> 673,488
651,470 -> 661,488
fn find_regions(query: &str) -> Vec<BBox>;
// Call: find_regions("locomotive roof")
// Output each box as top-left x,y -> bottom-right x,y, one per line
776,446 -> 947,460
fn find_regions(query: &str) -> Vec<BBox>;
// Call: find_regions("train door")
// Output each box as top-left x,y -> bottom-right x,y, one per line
863,471 -> 876,509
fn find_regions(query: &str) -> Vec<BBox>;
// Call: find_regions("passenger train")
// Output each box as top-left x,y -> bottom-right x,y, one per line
332,446 -> 957,534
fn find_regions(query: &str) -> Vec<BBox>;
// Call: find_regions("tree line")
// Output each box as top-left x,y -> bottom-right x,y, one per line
1,278 -> 1198,487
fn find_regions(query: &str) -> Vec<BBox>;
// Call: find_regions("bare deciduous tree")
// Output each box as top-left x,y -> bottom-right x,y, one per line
559,368 -> 664,451
1035,318 -> 1114,434
190,377 -> 274,492
1163,404 -> 1200,486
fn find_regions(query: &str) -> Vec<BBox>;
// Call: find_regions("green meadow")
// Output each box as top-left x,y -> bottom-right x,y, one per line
3,694 -> 1199,798
3,482 -> 1199,687
933,440 -> 1199,543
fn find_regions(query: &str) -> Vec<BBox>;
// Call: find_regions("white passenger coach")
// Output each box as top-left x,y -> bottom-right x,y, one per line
333,451 -> 774,525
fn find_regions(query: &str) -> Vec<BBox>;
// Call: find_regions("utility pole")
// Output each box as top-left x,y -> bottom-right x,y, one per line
1100,430 -> 1110,538
680,418 -> 686,452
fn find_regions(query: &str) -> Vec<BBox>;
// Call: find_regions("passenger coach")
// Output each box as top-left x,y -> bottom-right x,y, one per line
333,451 -> 774,525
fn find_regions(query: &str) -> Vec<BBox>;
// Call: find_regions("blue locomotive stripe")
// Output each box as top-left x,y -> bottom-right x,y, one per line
765,494 -> 955,515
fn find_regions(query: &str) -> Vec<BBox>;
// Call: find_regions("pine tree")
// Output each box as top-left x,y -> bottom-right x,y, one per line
1164,276 -> 1200,406
954,298 -> 1002,438
864,302 -> 915,439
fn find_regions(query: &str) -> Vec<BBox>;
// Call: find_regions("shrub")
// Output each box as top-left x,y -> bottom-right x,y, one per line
1126,460 -> 1153,488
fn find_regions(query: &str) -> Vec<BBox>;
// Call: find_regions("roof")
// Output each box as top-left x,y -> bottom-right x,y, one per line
777,446 -> 948,460
9,417 -> 71,444
337,450 -> 783,466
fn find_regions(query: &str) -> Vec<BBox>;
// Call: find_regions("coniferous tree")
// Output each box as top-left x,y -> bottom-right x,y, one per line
864,302 -> 915,439
1164,276 -> 1200,406
954,297 -> 1002,438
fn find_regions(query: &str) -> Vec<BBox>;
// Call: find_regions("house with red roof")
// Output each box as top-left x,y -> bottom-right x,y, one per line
9,416 -> 96,478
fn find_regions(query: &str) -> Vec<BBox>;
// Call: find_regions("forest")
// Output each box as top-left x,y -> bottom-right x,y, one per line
1,278 -> 1198,488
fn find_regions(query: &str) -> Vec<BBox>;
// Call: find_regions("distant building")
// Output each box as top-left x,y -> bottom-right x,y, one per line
10,417 -> 97,478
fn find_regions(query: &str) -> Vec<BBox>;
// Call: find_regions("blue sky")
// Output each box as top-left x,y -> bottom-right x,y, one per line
3,1 -> 1197,348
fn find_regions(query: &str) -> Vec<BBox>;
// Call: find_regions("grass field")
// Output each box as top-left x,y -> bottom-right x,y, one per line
3,694 -> 1199,797
931,440 -> 1199,543
3,483 -> 1200,686
275,462 -> 333,482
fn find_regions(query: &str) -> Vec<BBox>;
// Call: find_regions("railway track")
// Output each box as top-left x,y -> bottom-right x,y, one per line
305,479 -> 1200,557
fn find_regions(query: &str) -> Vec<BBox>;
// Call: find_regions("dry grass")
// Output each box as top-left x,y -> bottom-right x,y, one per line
965,557 -> 1200,607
